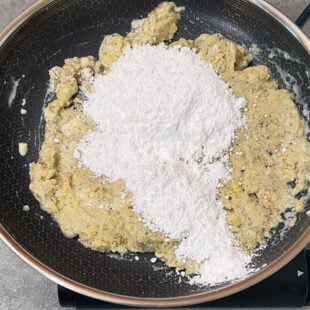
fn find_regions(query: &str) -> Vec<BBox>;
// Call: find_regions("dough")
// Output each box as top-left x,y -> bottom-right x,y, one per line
30,2 -> 310,274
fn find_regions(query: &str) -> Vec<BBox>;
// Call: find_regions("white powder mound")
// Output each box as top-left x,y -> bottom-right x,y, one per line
75,44 -> 252,285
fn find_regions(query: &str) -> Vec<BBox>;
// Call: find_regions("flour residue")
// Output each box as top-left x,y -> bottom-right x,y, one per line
268,47 -> 290,60
35,83 -> 56,148
8,77 -> 21,107
249,43 -> 261,55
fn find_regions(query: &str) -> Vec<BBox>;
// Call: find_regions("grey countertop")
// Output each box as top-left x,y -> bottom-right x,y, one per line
0,1 -> 310,309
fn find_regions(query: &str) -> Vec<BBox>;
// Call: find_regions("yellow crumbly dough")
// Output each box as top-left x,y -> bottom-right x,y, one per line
30,1 -> 310,274
98,2 -> 184,71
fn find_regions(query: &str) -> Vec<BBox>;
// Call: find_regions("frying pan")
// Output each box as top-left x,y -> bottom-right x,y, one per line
0,0 -> 309,307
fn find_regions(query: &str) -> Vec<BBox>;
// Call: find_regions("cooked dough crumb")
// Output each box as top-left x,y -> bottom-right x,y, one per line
18,143 -> 28,156
23,205 -> 30,212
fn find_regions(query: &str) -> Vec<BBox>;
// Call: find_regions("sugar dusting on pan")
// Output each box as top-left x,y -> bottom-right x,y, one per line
16,80 -> 55,157
35,83 -> 55,149
8,77 -> 21,107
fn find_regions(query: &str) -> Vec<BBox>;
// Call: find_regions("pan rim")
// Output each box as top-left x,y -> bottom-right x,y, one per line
0,0 -> 309,307
0,0 -> 310,49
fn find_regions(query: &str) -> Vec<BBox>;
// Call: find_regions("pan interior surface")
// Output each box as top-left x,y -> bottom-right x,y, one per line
0,0 -> 309,302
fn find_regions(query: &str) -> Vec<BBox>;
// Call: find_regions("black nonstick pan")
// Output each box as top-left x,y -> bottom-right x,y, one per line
0,0 -> 309,307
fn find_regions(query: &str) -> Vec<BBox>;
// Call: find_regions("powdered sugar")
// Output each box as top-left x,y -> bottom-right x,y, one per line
75,44 -> 252,285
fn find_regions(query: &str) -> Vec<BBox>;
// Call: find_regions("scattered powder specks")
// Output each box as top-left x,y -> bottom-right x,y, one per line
75,44 -> 252,285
